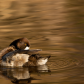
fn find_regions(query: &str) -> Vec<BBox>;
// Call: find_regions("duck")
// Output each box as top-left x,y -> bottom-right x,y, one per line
0,38 -> 50,67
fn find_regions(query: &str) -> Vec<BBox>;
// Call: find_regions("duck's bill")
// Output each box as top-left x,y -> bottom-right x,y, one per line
23,49 -> 42,54
10,49 -> 42,55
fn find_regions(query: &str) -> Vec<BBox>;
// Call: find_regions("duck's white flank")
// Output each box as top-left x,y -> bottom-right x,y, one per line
1,54 -> 29,67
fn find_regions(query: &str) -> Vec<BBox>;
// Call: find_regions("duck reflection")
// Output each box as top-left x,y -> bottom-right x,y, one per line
37,65 -> 50,72
0,65 -> 50,83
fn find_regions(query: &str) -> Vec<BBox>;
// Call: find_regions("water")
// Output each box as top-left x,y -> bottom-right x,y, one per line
0,0 -> 84,84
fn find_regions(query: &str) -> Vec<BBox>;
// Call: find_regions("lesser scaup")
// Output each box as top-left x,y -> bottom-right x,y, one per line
0,38 -> 50,67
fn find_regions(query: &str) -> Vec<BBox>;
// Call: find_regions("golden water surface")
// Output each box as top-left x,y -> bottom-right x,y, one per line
0,0 -> 84,84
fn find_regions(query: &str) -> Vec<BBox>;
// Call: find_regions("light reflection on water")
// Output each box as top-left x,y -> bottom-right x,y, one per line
0,0 -> 84,84
0,65 -> 51,84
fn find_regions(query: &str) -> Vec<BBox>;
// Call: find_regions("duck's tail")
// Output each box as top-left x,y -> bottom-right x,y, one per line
46,56 -> 51,59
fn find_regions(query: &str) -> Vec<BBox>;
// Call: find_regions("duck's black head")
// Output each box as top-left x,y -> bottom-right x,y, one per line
9,38 -> 30,50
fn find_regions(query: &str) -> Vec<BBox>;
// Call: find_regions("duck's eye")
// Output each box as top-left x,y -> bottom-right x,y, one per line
25,43 -> 27,46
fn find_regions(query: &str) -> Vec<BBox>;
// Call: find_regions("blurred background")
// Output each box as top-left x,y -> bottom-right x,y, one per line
0,0 -> 84,84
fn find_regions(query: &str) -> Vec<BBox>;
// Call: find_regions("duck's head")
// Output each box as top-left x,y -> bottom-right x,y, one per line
9,38 -> 30,50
